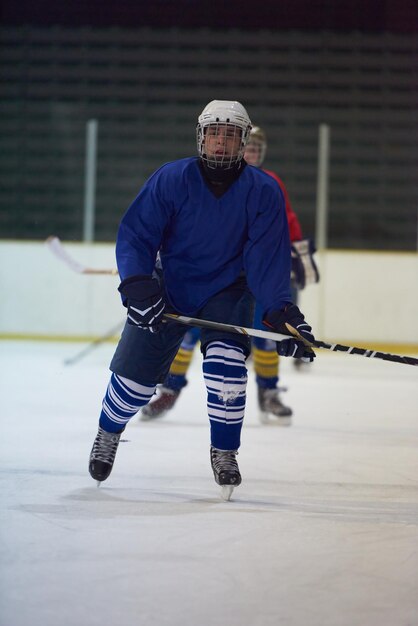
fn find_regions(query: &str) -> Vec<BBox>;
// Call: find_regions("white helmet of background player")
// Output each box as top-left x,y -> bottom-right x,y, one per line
197,100 -> 252,169
244,126 -> 267,168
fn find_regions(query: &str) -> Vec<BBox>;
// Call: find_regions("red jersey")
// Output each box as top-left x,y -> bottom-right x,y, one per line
263,169 -> 303,242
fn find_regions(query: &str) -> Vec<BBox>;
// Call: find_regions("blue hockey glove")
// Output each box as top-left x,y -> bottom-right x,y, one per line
118,275 -> 165,333
263,304 -> 316,362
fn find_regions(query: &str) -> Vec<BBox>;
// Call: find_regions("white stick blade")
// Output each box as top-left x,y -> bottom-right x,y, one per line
45,236 -> 118,275
46,236 -> 86,273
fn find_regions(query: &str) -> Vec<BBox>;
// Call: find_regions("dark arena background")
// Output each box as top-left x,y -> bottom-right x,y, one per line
1,0 -> 417,248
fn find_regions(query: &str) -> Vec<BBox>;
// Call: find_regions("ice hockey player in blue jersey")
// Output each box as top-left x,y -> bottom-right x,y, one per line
88,100 -> 316,500
140,125 -> 320,425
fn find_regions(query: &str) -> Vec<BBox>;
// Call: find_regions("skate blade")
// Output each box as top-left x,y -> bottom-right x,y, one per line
139,410 -> 166,422
258,411 -> 270,425
274,415 -> 292,427
258,411 -> 292,426
221,485 -> 234,501
96,481 -> 101,488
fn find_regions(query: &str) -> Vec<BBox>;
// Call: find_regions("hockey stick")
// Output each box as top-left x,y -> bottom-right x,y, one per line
46,237 -> 418,367
63,321 -> 125,366
164,314 -> 418,367
164,313 -> 292,343
46,236 -> 118,275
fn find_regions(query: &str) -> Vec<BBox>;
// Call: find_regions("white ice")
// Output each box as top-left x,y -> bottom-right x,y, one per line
1,340 -> 418,626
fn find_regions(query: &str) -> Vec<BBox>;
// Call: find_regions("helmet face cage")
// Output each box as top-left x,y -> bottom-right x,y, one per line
197,122 -> 249,169
196,100 -> 252,169
244,126 -> 267,168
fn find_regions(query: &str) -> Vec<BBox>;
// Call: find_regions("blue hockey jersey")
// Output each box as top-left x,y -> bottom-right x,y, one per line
116,157 -> 292,316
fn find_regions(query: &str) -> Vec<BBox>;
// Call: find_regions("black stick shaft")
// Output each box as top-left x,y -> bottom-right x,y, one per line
313,340 -> 418,367
166,314 -> 418,367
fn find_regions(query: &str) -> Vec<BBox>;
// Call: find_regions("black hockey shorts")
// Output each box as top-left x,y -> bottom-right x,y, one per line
110,275 -> 255,386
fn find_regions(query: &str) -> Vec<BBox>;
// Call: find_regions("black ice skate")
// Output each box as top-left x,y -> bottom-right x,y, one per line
210,446 -> 241,501
258,387 -> 292,426
89,426 -> 124,484
140,386 -> 180,420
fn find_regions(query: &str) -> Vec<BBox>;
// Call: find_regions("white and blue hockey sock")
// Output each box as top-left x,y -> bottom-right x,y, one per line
99,373 -> 156,433
203,340 -> 247,450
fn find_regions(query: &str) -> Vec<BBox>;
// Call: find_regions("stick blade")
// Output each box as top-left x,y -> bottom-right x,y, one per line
45,235 -> 118,275
45,236 -> 86,273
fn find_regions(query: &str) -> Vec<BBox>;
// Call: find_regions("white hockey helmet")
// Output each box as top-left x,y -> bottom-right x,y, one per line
244,126 -> 267,168
196,100 -> 252,169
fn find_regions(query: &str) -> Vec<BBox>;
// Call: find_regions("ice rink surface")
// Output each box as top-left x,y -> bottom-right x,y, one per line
1,339 -> 418,626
